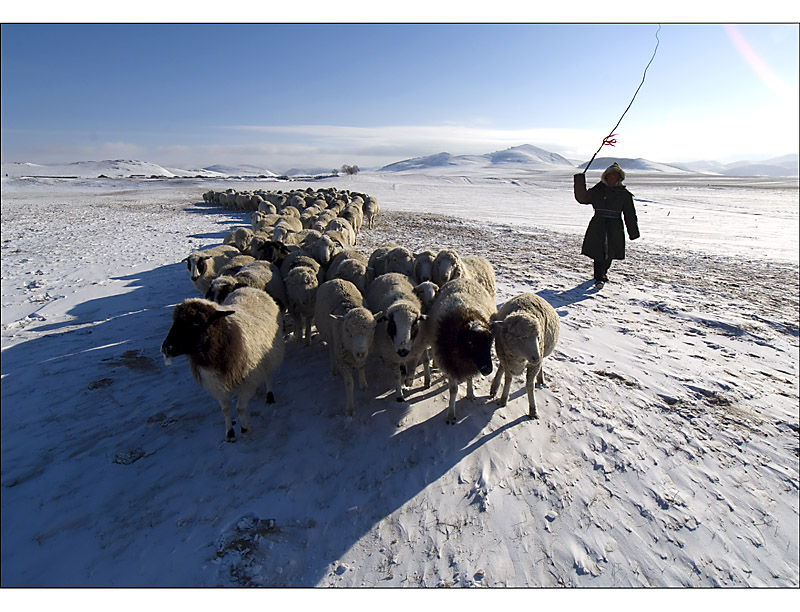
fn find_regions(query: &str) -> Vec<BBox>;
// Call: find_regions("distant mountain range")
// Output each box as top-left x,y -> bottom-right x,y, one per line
2,146 -> 797,179
381,145 -> 799,177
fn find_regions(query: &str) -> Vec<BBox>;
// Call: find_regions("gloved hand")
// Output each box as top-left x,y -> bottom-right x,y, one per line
573,173 -> 586,186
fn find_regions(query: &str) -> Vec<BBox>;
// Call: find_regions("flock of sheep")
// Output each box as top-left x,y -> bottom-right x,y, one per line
161,186 -> 561,441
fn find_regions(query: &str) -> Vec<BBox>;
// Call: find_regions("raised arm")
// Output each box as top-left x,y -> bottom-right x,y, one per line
573,173 -> 592,204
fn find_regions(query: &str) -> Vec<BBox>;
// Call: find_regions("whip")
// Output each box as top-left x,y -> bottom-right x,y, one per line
583,24 -> 662,173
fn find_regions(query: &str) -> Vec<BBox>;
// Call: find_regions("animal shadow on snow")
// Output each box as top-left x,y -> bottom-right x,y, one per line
538,280 -> 598,310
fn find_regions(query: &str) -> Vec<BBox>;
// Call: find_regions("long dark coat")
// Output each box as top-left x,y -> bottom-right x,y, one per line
573,173 -> 639,261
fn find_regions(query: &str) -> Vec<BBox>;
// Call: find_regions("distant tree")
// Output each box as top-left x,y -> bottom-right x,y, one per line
341,164 -> 360,175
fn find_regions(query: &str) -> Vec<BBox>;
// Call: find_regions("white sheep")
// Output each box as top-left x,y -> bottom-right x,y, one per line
462,255 -> 497,298
413,250 -> 437,284
185,244 -> 241,295
223,227 -> 255,254
206,261 -> 287,312
284,263 -> 319,344
412,281 -> 439,314
366,273 -> 430,402
161,287 -> 285,442
428,277 -> 497,424
489,293 -> 560,419
432,248 -> 466,287
325,217 -> 357,246
363,197 -> 379,229
314,279 -> 381,417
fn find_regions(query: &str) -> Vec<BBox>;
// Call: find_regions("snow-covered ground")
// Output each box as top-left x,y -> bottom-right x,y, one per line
1,168 -> 798,588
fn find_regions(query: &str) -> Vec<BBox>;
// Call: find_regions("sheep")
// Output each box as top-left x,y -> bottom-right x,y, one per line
309,233 -> 342,269
462,255 -> 497,298
489,293 -> 560,419
413,281 -> 439,314
258,200 -> 278,214
326,257 -> 368,295
339,204 -> 364,234
252,212 -> 282,234
185,244 -> 241,295
413,250 -> 437,284
223,227 -> 255,254
325,217 -> 357,246
314,279 -> 380,417
380,246 -> 415,279
432,248 -> 466,287
206,261 -> 287,311
251,235 -> 293,265
363,197 -> 379,229
283,263 -> 319,344
216,254 -> 256,279
161,287 -> 285,442
270,215 -> 303,243
366,273 -> 430,402
428,277 -> 496,424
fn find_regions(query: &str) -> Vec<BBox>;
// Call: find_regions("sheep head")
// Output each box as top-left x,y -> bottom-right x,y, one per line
161,299 -> 233,364
378,303 -> 426,359
492,313 -> 542,366
331,307 -> 380,365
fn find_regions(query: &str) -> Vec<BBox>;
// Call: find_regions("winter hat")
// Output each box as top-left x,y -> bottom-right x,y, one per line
601,162 -> 625,185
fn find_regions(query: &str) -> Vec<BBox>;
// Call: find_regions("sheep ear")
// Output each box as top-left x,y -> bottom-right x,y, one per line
210,309 -> 235,324
490,320 -> 505,333
329,313 -> 345,322
372,310 -> 386,322
418,314 -> 428,322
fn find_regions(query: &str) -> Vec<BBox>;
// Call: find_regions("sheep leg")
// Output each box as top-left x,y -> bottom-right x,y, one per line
526,363 -> 541,419
394,366 -> 406,402
466,376 -> 475,400
292,313 -> 303,341
357,366 -> 369,391
218,397 -> 236,442
536,366 -> 545,386
263,373 -> 275,404
304,316 -> 313,346
489,364 -> 505,397
328,345 -> 340,377
445,378 -> 459,424
236,386 -> 255,435
422,352 -> 431,388
343,368 -> 356,417
494,369 -> 512,407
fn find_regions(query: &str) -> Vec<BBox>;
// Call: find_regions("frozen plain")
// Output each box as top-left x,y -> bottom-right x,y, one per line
1,168 -> 798,588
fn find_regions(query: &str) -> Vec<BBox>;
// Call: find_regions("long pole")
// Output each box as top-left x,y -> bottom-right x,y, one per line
583,25 -> 662,174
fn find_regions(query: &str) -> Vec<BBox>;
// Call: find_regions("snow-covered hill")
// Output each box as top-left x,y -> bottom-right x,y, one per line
0,159 -> 225,179
381,144 -> 575,173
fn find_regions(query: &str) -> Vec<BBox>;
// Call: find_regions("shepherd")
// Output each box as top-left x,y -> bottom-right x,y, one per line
573,162 -> 640,288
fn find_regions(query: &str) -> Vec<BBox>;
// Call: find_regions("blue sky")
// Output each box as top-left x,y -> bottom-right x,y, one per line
1,22 -> 798,171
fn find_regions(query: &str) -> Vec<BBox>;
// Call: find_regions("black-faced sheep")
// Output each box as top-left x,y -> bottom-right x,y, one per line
314,279 -> 380,417
428,277 -> 496,424
489,293 -> 560,419
366,273 -> 430,402
161,287 -> 285,442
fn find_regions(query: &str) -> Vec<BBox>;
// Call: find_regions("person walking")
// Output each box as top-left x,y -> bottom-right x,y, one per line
573,162 -> 640,288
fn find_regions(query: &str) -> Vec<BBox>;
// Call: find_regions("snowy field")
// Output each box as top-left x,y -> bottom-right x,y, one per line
1,169 -> 798,589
